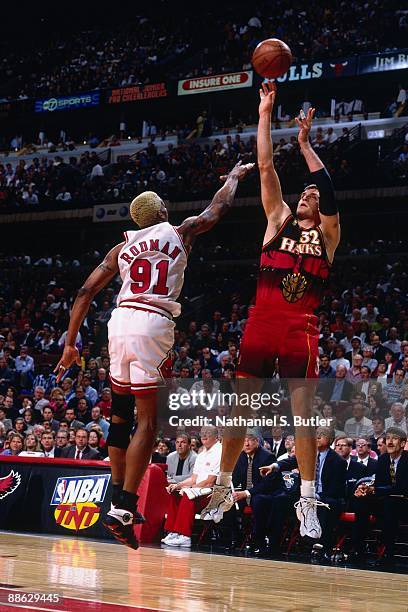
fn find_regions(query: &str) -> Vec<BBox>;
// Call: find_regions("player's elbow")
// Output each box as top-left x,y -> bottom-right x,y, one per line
258,161 -> 274,172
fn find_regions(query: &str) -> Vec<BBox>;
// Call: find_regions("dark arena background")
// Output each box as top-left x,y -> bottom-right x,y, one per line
0,1 -> 407,611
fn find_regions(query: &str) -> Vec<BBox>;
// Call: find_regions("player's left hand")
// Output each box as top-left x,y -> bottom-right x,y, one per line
295,107 -> 315,145
54,345 -> 82,382
232,490 -> 247,502
220,160 -> 255,182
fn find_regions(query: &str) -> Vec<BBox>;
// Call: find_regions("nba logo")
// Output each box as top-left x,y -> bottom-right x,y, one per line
56,479 -> 67,503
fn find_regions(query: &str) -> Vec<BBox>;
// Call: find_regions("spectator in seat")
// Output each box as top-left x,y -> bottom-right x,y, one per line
371,335 -> 387,363
330,345 -> 350,371
385,402 -> 407,433
96,387 -> 112,418
82,374 -> 98,406
346,354 -> 364,384
334,436 -> 366,509
1,432 -> 24,456
228,434 -> 287,554
318,354 -> 335,378
267,425 -> 286,458
14,417 -> 27,438
64,407 -> 85,430
0,407 -> 12,433
88,428 -> 107,459
166,433 -> 197,484
76,397 -> 92,424
23,432 -> 42,453
383,327 -> 401,355
40,431 -> 60,457
86,405 -> 110,440
362,345 -> 378,372
55,429 -> 70,451
0,356 -> 13,395
3,395 -> 19,424
93,368 -> 109,396
15,345 -> 34,390
60,427 -> 100,459
345,337 -> 363,365
344,402 -> 374,438
152,438 -> 171,463
199,347 -> 218,373
67,385 -> 92,412
42,405 -> 60,433
353,427 -> 408,566
376,435 -> 387,455
351,437 -> 378,475
354,366 -> 371,400
325,365 -> 353,402
162,426 -> 221,547
370,417 -> 386,455
384,370 -> 405,405
174,347 -> 193,373
61,377 -> 75,403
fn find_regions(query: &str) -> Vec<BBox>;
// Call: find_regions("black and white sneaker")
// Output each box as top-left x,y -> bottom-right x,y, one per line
294,496 -> 330,539
102,507 -> 139,549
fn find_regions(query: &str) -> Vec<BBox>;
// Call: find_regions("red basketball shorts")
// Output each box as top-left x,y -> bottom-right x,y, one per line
237,308 -> 319,379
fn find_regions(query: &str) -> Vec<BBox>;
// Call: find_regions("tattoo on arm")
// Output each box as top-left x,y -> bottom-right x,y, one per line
98,261 -> 114,272
77,287 -> 90,298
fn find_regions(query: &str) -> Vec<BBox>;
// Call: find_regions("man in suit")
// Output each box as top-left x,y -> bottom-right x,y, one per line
353,437 -> 378,476
266,425 -> 286,458
226,434 -> 287,554
353,427 -> 408,564
61,427 -> 101,460
334,436 -> 366,509
166,433 -> 197,483
277,426 -> 347,558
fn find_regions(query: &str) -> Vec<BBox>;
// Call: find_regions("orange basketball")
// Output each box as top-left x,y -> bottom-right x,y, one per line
252,38 -> 292,79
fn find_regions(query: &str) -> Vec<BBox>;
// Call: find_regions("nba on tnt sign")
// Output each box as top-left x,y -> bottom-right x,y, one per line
178,71 -> 253,95
50,474 -> 110,531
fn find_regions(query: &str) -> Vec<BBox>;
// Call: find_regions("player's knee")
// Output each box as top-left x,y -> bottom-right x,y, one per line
111,391 -> 135,421
107,421 -> 132,449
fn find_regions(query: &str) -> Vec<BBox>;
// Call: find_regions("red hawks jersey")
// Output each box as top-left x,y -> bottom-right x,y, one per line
257,214 -> 330,312
116,222 -> 188,317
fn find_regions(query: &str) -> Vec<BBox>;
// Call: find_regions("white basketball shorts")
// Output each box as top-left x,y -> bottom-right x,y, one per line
108,305 -> 175,396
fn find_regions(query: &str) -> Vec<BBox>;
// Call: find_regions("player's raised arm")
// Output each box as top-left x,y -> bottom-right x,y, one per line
177,160 -> 254,249
54,242 -> 123,381
257,82 -> 291,222
296,108 -> 340,259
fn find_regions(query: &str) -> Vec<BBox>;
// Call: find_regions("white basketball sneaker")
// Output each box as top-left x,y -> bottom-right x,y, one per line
200,485 -> 234,523
294,497 -> 330,539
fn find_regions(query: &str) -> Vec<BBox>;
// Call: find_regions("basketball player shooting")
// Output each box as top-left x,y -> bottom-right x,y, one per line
201,82 -> 340,539
54,160 -> 254,549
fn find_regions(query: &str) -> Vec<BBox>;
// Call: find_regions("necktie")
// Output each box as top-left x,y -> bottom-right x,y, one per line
390,459 -> 396,485
274,442 -> 279,456
75,449 -> 81,460
315,453 -> 321,492
246,456 -> 253,490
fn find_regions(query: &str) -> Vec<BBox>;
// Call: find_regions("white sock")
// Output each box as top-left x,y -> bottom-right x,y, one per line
300,480 -> 316,498
216,472 -> 232,487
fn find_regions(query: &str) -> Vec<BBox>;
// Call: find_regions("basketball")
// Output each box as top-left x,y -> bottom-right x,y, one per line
252,38 -> 292,79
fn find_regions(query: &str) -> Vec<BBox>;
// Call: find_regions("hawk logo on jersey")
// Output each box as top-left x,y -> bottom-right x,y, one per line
282,273 -> 308,303
279,229 -> 322,257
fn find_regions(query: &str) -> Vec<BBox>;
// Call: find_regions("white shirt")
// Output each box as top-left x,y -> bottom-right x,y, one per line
193,441 -> 222,484
385,416 -> 408,433
330,357 -> 350,370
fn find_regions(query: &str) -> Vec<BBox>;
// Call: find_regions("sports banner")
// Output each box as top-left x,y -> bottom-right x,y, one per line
34,91 -> 100,113
107,82 -> 168,104
358,49 -> 408,75
178,71 -> 253,95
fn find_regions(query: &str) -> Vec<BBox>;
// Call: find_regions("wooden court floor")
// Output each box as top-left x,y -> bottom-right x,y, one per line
0,532 -> 407,612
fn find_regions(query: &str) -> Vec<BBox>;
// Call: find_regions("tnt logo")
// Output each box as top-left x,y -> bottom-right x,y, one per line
51,474 -> 110,531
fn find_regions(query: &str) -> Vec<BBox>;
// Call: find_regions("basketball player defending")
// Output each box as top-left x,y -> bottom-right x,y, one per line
55,160 -> 254,548
202,82 -> 340,539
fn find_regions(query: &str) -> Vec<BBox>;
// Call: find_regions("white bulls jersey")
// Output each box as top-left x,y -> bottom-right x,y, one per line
116,222 -> 188,317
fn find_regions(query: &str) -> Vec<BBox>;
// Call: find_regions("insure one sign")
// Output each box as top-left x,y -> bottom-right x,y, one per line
178,71 -> 253,95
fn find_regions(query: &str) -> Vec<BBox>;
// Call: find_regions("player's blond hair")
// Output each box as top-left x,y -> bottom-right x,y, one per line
129,191 -> 162,228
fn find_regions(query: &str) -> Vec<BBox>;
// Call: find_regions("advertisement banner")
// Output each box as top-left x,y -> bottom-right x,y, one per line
178,71 -> 253,95
107,82 -> 168,104
275,57 -> 358,83
358,49 -> 408,75
34,92 -> 100,113
93,203 -> 130,223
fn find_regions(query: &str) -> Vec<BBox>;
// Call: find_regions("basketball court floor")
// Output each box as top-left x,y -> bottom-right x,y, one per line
0,532 -> 407,611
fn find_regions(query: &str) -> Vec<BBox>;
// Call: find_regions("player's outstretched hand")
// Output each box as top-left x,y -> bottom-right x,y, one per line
220,160 -> 255,182
295,107 -> 315,145
259,81 -> 277,116
54,345 -> 82,382
259,464 -> 275,477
